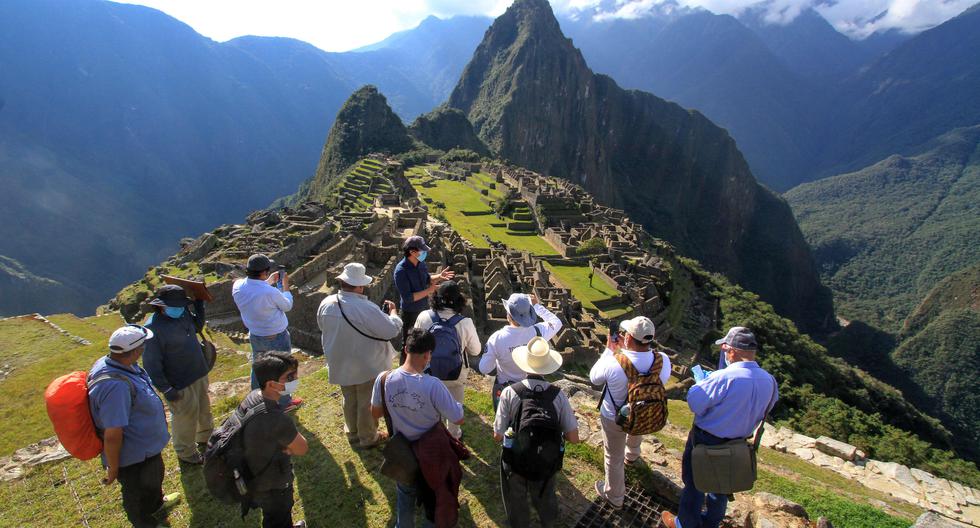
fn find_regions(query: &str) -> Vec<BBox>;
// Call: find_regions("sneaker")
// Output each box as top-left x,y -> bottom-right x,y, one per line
152,492 -> 182,519
178,453 -> 203,465
284,398 -> 304,413
659,511 -> 678,528
356,431 -> 390,449
293,522 -> 307,528
594,480 -> 623,509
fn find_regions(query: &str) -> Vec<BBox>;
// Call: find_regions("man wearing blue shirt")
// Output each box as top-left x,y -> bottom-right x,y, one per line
661,328 -> 778,528
89,325 -> 179,528
393,236 -> 454,355
233,253 -> 300,409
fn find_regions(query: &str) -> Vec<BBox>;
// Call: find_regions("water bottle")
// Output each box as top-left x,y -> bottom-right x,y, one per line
503,427 -> 515,449
619,403 -> 631,418
233,468 -> 248,496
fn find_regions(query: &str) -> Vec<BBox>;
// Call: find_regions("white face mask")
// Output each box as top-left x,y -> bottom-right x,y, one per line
281,379 -> 299,395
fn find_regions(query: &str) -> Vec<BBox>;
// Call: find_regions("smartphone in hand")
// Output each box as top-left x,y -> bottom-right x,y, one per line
608,322 -> 619,343
276,265 -> 286,290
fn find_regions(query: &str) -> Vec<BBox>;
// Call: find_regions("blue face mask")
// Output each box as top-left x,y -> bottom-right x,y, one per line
164,306 -> 185,319
418,250 -> 428,262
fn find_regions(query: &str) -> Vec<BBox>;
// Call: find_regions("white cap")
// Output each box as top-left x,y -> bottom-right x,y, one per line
108,325 -> 153,354
619,316 -> 656,344
337,262 -> 374,287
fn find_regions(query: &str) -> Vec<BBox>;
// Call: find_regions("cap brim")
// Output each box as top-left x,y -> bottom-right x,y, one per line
504,303 -> 536,327
714,338 -> 726,345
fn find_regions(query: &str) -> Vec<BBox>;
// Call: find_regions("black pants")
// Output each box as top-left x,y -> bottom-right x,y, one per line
252,486 -> 294,528
400,310 -> 422,363
501,461 -> 557,528
117,453 -> 164,528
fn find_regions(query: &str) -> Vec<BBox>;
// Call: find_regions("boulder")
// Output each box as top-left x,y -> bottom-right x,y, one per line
870,460 -> 920,490
912,511 -> 966,527
815,436 -> 858,461
793,447 -> 814,461
753,492 -> 809,518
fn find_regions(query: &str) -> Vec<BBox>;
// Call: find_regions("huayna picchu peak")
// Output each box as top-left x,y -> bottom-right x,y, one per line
447,0 -> 835,333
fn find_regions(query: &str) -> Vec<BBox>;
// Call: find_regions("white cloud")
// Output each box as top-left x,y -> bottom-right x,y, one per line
114,0 -> 974,48
551,0 -> 976,38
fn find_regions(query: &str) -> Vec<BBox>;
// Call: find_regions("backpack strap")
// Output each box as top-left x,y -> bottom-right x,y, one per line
533,325 -> 541,337
337,294 -> 387,342
88,373 -> 137,407
429,309 -> 443,324
380,370 -> 394,437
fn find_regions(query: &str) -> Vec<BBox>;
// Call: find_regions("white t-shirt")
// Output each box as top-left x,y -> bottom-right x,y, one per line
478,304 -> 563,384
371,368 -> 464,442
589,347 -> 672,421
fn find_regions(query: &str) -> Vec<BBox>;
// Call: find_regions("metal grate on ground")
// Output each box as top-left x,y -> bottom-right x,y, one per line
572,485 -> 667,528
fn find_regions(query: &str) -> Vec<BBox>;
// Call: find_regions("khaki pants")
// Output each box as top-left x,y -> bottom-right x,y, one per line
441,372 -> 466,439
600,415 -> 643,507
167,376 -> 213,461
342,380 -> 381,446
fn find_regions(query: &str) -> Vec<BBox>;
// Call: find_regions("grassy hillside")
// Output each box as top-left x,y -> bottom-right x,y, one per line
787,126 -> 980,332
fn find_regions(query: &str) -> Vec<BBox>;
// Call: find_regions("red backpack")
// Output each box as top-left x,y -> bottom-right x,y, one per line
45,370 -> 135,460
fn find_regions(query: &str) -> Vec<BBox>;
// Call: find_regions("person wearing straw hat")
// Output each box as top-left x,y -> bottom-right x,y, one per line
143,284 -> 213,466
317,262 -> 402,448
479,292 -> 563,410
494,336 -> 580,528
590,316 -> 672,509
89,324 -> 181,527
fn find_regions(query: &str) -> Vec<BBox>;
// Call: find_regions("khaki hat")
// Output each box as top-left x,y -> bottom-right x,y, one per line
619,316 -> 656,344
512,336 -> 563,375
337,262 -> 374,287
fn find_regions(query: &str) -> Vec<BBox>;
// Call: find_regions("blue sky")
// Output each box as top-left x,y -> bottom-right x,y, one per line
114,0 -> 975,51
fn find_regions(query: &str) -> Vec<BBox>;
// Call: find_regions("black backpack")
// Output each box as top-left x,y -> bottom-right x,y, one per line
502,383 -> 564,482
202,400 -> 268,505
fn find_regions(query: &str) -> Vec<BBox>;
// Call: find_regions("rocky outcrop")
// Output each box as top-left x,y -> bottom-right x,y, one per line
301,86 -> 415,202
408,106 -> 489,156
447,0 -> 834,333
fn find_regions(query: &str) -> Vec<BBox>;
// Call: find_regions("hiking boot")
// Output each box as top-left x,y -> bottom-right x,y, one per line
292,522 -> 307,528
284,397 -> 304,413
594,480 -> 623,509
178,453 -> 203,465
356,431 -> 389,450
659,511 -> 678,528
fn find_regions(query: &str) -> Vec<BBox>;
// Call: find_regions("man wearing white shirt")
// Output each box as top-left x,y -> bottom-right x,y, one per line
479,292 -> 563,409
413,281 -> 481,439
318,263 -> 402,448
589,316 -> 671,508
232,253 -> 298,409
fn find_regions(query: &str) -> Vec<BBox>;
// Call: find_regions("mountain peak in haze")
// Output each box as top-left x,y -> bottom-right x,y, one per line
449,0 -> 835,332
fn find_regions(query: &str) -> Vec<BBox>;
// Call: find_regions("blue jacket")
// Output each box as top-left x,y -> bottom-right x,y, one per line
394,257 -> 431,312
143,300 -> 209,392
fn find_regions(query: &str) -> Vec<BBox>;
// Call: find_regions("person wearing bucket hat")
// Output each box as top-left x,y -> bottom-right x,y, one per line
494,336 -> 581,527
318,263 -> 402,448
393,235 -> 455,350
479,292 -> 563,410
713,326 -> 758,370
232,253 -> 299,410
413,280 -> 481,439
590,316 -> 672,509
143,284 -> 213,465
88,324 -> 181,527
659,329 -> 777,528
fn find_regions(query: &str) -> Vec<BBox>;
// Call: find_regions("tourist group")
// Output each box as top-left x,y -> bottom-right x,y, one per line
51,234 -> 777,528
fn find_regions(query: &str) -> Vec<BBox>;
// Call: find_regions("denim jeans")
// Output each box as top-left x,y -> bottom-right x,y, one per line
677,427 -> 731,528
396,482 -> 434,528
250,330 -> 292,406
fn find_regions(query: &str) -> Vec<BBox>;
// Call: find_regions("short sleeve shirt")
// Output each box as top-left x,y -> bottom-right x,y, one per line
240,390 -> 299,492
493,378 -> 579,437
87,356 -> 170,468
371,368 -> 464,442
590,348 -> 672,421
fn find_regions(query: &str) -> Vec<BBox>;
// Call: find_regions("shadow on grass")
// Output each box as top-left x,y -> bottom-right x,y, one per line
178,461 -> 260,528
294,424 -> 369,527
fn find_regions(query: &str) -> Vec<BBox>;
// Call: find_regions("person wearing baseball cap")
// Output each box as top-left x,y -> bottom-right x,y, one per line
232,253 -> 301,410
393,235 -> 455,355
659,327 -> 778,528
494,336 -> 581,527
317,263 -> 402,448
590,316 -> 672,509
478,292 -> 563,410
143,284 -> 213,465
88,325 -> 181,526
714,326 -> 758,369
